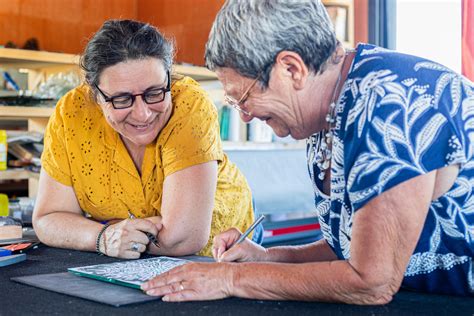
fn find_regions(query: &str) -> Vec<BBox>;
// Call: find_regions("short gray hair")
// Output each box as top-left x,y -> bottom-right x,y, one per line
205,0 -> 337,87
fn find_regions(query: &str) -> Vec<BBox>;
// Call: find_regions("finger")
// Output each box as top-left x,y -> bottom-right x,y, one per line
120,250 -> 141,259
129,241 -> 147,253
146,281 -> 192,300
213,228 -> 241,250
219,245 -> 242,262
212,246 -> 218,260
162,290 -> 196,302
130,218 -> 160,236
145,215 -> 162,226
144,283 -> 176,297
212,237 -> 222,261
128,230 -> 150,246
154,222 -> 163,231
216,245 -> 227,262
142,268 -> 183,291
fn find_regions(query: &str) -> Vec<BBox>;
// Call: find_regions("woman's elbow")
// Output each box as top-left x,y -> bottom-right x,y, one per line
158,231 -> 209,256
348,271 -> 401,305
32,211 -> 48,240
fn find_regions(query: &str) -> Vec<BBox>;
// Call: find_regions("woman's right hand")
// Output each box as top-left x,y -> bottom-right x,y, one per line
100,218 -> 161,259
212,228 -> 268,262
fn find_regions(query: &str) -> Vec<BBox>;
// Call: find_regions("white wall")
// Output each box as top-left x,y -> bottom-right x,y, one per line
396,0 -> 462,73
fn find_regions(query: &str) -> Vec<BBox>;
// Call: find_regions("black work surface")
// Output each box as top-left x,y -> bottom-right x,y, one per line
1,246 -> 473,315
11,272 -> 160,307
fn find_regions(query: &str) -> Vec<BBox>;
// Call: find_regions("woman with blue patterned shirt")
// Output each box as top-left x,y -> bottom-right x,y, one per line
141,0 -> 473,303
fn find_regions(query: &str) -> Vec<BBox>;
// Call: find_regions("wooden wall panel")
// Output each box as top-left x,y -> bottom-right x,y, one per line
0,0 -> 137,55
0,1 -> 367,65
354,0 -> 368,45
138,0 -> 225,66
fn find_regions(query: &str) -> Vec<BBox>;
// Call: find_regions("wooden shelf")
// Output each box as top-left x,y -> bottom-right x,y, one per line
0,48 -> 217,80
0,106 -> 54,119
0,169 -> 38,181
174,64 -> 217,81
0,48 -> 79,69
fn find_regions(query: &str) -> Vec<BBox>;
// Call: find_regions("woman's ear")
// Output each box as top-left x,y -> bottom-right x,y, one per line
274,51 -> 309,90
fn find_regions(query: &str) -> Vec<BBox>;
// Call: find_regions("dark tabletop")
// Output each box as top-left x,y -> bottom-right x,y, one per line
1,245 -> 473,316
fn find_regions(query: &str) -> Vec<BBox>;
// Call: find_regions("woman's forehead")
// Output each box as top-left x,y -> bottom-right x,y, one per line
99,58 -> 166,91
216,68 -> 250,93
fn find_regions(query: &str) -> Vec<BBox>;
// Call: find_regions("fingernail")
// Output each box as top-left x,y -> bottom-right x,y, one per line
162,296 -> 169,302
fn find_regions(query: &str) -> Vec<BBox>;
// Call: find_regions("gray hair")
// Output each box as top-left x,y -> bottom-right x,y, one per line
80,19 -> 174,92
205,0 -> 337,87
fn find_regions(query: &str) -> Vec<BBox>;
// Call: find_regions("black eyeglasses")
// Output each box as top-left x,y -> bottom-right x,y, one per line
95,71 -> 171,109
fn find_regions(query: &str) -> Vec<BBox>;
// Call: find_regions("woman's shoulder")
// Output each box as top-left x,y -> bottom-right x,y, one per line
171,76 -> 213,104
54,84 -> 102,122
170,76 -> 217,118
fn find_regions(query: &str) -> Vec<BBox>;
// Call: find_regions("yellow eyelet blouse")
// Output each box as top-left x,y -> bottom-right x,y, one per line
41,76 -> 254,256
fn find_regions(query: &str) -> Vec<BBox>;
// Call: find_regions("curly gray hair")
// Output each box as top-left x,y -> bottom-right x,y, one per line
205,0 -> 337,87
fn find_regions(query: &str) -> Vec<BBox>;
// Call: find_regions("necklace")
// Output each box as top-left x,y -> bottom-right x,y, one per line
312,54 -> 348,181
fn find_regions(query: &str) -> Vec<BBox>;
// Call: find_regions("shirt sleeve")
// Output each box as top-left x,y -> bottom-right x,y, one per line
345,93 -> 466,212
41,95 -> 73,186
160,79 -> 223,177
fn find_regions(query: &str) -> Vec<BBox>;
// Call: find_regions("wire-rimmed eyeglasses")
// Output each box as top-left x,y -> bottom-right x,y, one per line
95,71 -> 170,110
223,74 -> 261,116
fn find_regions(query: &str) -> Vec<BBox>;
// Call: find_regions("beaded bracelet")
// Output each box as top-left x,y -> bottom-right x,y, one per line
95,223 -> 111,256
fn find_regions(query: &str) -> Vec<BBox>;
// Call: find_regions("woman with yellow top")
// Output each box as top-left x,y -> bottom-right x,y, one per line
32,19 -> 260,259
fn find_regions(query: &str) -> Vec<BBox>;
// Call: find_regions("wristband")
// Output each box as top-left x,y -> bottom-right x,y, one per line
96,223 -> 111,256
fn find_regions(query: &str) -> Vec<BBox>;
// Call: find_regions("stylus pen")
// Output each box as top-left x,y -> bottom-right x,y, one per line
233,214 -> 265,246
127,210 -> 160,247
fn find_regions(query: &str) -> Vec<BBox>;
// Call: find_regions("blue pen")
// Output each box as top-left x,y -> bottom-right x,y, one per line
3,71 -> 20,91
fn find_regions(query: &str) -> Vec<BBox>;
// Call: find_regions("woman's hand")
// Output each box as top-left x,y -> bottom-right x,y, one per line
212,228 -> 268,262
144,216 -> 163,254
141,262 -> 234,302
100,218 -> 161,259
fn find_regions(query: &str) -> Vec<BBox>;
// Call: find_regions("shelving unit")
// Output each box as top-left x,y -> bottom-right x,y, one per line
0,49 -> 77,197
0,49 -> 300,197
323,0 -> 355,48
0,48 -> 79,91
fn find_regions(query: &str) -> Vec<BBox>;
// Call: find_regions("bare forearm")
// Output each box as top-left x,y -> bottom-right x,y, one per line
229,261 -> 395,305
148,226 -> 208,256
34,212 -> 101,252
265,239 -> 338,263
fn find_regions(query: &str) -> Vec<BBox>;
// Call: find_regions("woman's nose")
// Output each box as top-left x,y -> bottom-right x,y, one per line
240,111 -> 253,123
130,96 -> 153,120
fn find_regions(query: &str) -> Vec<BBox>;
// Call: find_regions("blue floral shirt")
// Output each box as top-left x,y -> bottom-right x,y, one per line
307,43 -> 474,296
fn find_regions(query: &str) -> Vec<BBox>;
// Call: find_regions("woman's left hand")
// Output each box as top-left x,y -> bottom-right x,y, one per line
141,262 -> 234,302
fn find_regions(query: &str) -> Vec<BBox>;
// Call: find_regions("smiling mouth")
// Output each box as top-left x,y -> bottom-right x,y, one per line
128,121 -> 154,130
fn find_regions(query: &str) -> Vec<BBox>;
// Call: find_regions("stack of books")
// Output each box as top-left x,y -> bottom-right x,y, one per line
6,131 -> 43,172
218,106 -> 274,143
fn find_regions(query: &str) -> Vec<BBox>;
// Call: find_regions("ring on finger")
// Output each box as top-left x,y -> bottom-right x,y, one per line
131,242 -> 140,252
179,281 -> 185,291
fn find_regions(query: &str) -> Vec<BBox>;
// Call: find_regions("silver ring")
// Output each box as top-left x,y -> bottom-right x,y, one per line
131,242 -> 140,252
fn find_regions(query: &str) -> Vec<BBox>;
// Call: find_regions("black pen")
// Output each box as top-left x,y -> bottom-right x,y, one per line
127,210 -> 160,247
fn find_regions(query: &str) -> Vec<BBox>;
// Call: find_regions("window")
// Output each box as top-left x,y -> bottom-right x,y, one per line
396,0 -> 462,72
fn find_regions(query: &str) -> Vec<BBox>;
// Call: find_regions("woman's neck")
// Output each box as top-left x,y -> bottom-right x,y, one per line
121,136 -> 146,173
